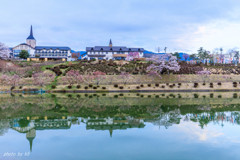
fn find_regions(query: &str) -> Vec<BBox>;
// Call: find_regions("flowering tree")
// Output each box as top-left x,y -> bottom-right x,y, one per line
0,74 -> 20,87
196,70 -> 211,83
120,72 -> 131,85
33,72 -> 55,86
62,70 -> 84,86
0,43 -> 10,59
147,54 -> 180,76
92,71 -> 106,85
126,52 -> 140,61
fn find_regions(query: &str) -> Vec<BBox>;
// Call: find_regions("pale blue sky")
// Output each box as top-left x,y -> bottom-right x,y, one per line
1,0 -> 240,53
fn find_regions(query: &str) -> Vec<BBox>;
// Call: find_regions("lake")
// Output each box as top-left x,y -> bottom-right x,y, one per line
1,92 -> 240,160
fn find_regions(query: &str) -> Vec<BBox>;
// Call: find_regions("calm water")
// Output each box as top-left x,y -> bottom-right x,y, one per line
1,93 -> 240,160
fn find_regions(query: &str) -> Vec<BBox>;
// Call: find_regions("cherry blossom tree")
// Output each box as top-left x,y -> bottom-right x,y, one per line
147,54 -> 180,76
196,70 -> 211,83
120,72 -> 131,85
0,74 -> 20,87
92,71 -> 106,85
33,72 -> 55,86
126,52 -> 140,61
0,43 -> 10,59
62,70 -> 84,86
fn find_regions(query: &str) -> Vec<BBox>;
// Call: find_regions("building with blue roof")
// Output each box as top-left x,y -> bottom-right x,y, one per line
12,26 -> 71,61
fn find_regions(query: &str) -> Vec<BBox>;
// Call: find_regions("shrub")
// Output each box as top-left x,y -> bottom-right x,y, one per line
140,84 -> 144,87
178,83 -> 181,86
77,85 -> 81,89
217,82 -> 222,86
155,95 -> 159,98
161,85 -> 165,88
148,95 -> 151,98
51,85 -> 56,89
68,94 -> 72,98
194,83 -> 198,88
19,86 -> 23,89
114,84 -> 119,88
233,93 -> 238,98
119,86 -> 124,89
85,86 -> 88,90
148,84 -> 151,87
155,84 -> 159,87
233,82 -> 237,85
194,94 -> 199,98
102,94 -> 106,96
210,83 -> 214,88
102,87 -> 106,89
85,94 -> 88,97
210,93 -> 214,98
218,95 -> 222,98
114,95 -> 118,98
136,86 -> 140,89
203,83 -> 206,86
67,85 -> 72,89
119,94 -> 124,96
93,87 -> 97,89
89,84 -> 93,88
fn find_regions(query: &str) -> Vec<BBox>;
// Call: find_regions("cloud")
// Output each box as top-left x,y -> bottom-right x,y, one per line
1,0 -> 240,52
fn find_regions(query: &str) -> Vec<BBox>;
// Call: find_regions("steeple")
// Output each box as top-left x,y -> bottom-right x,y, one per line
26,129 -> 36,152
27,25 -> 35,40
109,39 -> 112,47
26,25 -> 36,48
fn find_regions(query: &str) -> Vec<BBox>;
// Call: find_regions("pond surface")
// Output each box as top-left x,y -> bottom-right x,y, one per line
1,93 -> 240,160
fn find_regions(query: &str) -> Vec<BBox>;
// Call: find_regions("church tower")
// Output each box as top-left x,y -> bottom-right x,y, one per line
109,39 -> 112,47
26,129 -> 36,152
26,25 -> 36,48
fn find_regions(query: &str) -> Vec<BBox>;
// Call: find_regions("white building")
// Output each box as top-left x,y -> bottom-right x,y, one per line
86,40 -> 144,60
12,26 -> 71,61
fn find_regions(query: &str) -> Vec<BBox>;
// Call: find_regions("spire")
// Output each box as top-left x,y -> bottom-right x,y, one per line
27,25 -> 35,40
109,39 -> 112,47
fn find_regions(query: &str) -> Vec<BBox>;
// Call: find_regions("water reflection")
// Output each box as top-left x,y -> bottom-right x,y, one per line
1,93 -> 240,159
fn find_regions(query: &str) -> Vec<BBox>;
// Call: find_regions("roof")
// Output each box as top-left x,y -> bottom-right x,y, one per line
86,46 -> 144,52
27,25 -> 35,40
35,46 -> 71,50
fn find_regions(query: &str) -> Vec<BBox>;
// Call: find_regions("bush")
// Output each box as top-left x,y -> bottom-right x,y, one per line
155,84 -> 159,87
194,94 -> 199,98
102,87 -> 106,89
19,86 -> 23,89
89,84 -> 93,88
114,84 -> 118,88
51,85 -> 56,89
114,95 -> 118,98
233,93 -> 238,98
203,83 -> 206,86
217,82 -> 222,86
85,86 -> 88,90
194,83 -> 198,88
148,84 -> 151,87
178,83 -> 181,86
210,93 -> 214,98
140,84 -> 144,87
119,86 -> 124,89
119,94 -> 124,96
68,85 -> 72,89
77,85 -> 81,89
136,86 -> 140,89
161,85 -> 165,88
93,86 -> 97,89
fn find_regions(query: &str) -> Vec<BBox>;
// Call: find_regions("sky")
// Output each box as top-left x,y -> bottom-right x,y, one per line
1,0 -> 240,53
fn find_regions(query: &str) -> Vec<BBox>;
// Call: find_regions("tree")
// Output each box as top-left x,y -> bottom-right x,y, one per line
183,54 -> 189,61
197,47 -> 210,64
33,72 -> 55,86
147,54 -> 180,76
19,50 -> 29,59
172,52 -> 180,60
234,51 -> 239,65
62,70 -> 83,86
126,52 -> 140,61
0,42 -> 10,59
92,71 -> 106,85
120,72 -> 131,85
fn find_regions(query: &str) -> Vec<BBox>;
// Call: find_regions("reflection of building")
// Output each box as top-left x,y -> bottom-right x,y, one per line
10,116 -> 75,152
86,40 -> 144,60
85,117 -> 145,137
12,26 -> 71,61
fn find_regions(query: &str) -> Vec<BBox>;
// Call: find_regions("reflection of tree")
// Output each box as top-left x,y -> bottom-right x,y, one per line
0,119 -> 10,136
